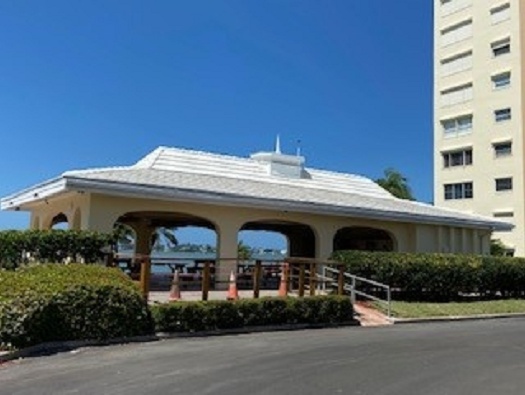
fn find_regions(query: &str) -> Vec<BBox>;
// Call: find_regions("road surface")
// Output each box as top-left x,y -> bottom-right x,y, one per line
2,319 -> 525,394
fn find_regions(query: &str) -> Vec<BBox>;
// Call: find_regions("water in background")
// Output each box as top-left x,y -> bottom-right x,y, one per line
118,249 -> 286,274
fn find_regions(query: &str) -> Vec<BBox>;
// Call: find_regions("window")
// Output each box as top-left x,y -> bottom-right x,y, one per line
495,108 -> 511,122
441,51 -> 473,76
441,20 -> 472,47
495,177 -> 513,191
441,83 -> 473,107
493,141 -> 512,157
491,38 -> 510,57
492,72 -> 511,89
491,3 -> 510,24
493,211 -> 514,218
444,182 -> 473,200
441,114 -> 473,137
443,149 -> 473,168
441,0 -> 472,16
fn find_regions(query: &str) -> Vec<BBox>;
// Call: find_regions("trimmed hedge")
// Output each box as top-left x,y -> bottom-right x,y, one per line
0,264 -> 154,348
151,296 -> 354,333
332,250 -> 525,301
0,230 -> 114,270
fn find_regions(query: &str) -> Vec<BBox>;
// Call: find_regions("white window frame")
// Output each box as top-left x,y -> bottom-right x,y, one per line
495,108 -> 511,122
492,72 -> 511,90
441,19 -> 473,47
441,50 -> 473,77
490,3 -> 511,25
495,177 -> 513,192
493,141 -> 512,157
441,114 -> 473,137
441,83 -> 473,107
444,182 -> 473,200
491,38 -> 511,57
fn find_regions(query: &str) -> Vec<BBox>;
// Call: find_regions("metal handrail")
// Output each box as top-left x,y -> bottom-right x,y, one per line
322,266 -> 392,319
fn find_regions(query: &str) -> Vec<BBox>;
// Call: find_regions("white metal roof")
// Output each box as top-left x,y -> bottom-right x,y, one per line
0,146 -> 513,231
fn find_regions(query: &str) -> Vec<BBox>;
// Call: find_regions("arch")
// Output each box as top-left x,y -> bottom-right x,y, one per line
333,226 -> 397,252
241,219 -> 316,258
50,213 -> 69,230
115,210 -> 219,255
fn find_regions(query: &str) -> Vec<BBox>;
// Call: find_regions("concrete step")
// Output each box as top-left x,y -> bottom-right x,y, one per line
354,302 -> 392,327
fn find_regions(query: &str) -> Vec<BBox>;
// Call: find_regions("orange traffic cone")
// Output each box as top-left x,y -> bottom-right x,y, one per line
169,270 -> 181,301
278,263 -> 289,297
227,271 -> 239,300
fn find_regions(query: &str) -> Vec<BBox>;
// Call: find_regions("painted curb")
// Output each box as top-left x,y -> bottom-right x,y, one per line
0,321 -> 358,364
392,312 -> 525,324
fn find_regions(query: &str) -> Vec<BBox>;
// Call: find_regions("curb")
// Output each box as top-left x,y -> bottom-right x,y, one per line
0,321 -> 358,364
392,312 -> 525,324
0,335 -> 159,365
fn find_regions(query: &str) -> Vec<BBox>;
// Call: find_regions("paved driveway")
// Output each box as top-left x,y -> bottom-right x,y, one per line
2,319 -> 525,395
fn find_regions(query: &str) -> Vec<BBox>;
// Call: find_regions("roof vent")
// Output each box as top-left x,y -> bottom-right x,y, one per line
250,136 -> 306,179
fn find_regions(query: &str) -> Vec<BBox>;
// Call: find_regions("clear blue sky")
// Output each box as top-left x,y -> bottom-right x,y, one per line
0,0 -> 433,239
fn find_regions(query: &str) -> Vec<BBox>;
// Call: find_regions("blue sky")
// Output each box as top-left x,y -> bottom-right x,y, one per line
0,1 -> 433,246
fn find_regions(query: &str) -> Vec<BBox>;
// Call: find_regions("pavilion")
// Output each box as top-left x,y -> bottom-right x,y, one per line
1,142 -> 512,283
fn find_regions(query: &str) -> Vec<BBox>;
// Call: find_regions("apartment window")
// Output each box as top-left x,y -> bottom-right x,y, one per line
493,211 -> 514,218
442,114 -> 473,137
441,83 -> 473,107
443,148 -> 473,168
493,141 -> 512,157
441,20 -> 472,47
491,38 -> 510,57
444,182 -> 473,200
441,51 -> 473,76
491,3 -> 511,24
492,72 -> 511,89
495,177 -> 513,191
495,108 -> 511,122
441,0 -> 472,17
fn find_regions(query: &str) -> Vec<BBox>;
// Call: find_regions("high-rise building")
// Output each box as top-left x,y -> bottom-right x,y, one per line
434,0 -> 524,255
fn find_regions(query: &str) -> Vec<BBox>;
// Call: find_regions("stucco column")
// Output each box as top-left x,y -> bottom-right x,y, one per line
315,225 -> 337,262
130,222 -> 155,256
216,222 -> 240,290
472,229 -> 480,254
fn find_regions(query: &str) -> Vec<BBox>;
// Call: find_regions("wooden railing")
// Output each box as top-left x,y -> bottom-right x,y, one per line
109,254 -> 351,301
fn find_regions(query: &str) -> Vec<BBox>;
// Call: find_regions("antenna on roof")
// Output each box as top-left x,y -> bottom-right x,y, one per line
275,135 -> 281,154
296,139 -> 301,157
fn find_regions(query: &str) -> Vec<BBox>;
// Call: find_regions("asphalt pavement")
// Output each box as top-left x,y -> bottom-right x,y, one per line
2,318 -> 525,395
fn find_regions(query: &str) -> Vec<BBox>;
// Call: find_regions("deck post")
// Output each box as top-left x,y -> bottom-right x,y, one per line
202,261 -> 210,301
140,256 -> 151,300
253,260 -> 262,299
309,262 -> 317,296
298,264 -> 306,297
338,265 -> 344,296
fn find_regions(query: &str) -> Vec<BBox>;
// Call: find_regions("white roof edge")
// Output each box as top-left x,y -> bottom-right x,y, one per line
1,177 -> 68,210
64,177 -> 513,231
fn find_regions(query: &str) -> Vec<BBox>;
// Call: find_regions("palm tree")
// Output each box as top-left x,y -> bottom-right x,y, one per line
113,223 -> 178,251
375,168 -> 415,201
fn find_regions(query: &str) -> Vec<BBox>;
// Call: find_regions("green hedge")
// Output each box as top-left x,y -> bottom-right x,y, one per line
0,264 -> 154,348
151,296 -> 354,333
0,230 -> 114,270
332,250 -> 525,301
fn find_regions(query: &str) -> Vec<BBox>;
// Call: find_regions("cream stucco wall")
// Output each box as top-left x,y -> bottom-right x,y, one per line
434,0 -> 524,255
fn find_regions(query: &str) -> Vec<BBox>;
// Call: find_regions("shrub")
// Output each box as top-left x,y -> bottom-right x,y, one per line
151,296 -> 354,333
0,264 -> 154,349
0,230 -> 114,270
332,250 -> 525,301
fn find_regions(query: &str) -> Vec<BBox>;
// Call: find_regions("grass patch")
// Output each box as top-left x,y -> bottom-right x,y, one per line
376,299 -> 525,318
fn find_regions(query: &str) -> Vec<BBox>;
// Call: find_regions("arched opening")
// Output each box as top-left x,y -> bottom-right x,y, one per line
114,211 -> 218,290
333,227 -> 396,252
240,220 -> 316,258
50,213 -> 69,230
